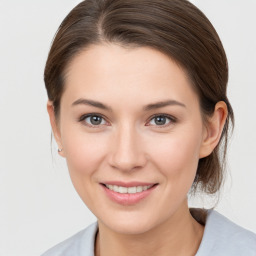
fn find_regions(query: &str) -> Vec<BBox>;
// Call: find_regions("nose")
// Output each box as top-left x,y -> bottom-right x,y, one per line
108,124 -> 147,172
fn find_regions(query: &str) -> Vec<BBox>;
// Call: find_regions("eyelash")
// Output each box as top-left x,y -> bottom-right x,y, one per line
146,114 -> 177,128
78,113 -> 177,128
78,113 -> 109,128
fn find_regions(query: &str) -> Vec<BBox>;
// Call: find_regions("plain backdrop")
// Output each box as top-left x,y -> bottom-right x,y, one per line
0,1 -> 255,255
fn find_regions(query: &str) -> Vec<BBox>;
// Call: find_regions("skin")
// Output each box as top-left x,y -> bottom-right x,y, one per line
48,43 -> 227,256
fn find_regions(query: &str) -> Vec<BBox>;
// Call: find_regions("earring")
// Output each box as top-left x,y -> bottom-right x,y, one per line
58,148 -> 63,152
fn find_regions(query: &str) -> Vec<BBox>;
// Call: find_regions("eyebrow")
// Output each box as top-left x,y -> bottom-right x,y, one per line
72,98 -> 186,111
72,98 -> 113,111
143,100 -> 186,111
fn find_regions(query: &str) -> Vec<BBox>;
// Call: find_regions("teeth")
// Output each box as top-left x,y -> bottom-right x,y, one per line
119,186 -> 128,193
136,186 -> 143,192
113,185 -> 118,192
105,184 -> 153,194
128,187 -> 136,194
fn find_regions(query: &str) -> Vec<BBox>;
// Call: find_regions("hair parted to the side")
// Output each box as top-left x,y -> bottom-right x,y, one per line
44,0 -> 234,195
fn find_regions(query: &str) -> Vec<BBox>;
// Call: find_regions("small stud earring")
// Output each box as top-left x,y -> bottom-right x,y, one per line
58,148 -> 63,152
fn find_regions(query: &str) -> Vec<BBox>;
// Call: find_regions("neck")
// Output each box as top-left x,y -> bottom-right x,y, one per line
95,202 -> 204,256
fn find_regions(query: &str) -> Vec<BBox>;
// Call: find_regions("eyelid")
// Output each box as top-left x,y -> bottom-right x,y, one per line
145,114 -> 177,127
78,113 -> 177,128
78,113 -> 110,127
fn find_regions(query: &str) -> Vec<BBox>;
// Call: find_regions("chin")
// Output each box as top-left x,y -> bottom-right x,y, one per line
106,220 -> 155,235
97,209 -> 166,235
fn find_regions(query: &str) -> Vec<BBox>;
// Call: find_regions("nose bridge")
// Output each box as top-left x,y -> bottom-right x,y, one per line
109,122 -> 146,171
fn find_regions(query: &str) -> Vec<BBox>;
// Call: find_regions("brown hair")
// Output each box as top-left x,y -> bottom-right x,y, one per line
44,0 -> 234,195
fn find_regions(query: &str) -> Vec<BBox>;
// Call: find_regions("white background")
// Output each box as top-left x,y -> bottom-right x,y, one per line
0,1 -> 255,255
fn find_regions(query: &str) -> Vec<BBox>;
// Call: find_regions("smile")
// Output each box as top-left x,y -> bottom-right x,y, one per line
101,182 -> 158,205
105,184 -> 154,194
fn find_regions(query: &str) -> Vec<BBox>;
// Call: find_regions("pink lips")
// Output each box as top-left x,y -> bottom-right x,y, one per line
100,182 -> 158,206
102,181 -> 155,187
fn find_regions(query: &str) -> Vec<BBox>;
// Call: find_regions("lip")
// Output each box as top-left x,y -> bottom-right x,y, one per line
101,181 -> 156,187
100,182 -> 158,206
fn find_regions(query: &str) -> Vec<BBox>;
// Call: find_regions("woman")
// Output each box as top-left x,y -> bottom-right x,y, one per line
42,0 -> 256,255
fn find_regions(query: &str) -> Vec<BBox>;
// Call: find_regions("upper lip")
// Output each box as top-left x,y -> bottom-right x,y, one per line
100,181 -> 158,187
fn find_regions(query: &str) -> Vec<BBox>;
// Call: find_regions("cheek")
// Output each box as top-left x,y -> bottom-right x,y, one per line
61,130 -> 110,209
150,128 -> 203,181
63,133 -> 108,174
60,125 -> 109,193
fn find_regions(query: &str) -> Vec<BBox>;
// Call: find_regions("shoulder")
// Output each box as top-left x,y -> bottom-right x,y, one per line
196,209 -> 256,256
41,222 -> 98,256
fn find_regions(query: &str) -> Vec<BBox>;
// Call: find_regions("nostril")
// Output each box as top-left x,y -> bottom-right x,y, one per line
108,152 -> 147,172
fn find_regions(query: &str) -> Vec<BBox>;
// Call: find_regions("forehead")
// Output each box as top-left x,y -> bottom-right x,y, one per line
63,43 -> 199,108
66,43 -> 185,82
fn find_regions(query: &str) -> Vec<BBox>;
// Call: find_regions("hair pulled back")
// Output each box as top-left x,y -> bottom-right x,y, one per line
44,0 -> 234,195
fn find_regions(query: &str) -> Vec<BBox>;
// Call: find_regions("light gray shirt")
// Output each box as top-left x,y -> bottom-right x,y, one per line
41,210 -> 256,256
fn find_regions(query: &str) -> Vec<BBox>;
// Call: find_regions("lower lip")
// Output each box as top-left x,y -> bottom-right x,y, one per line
101,184 -> 157,206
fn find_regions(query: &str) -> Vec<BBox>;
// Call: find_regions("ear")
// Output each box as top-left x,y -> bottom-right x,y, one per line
199,101 -> 228,158
47,101 -> 65,157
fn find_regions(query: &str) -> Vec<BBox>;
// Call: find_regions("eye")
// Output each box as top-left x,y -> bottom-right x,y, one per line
79,114 -> 108,127
147,114 -> 176,127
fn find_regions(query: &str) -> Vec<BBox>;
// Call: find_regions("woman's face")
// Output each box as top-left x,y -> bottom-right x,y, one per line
53,44 -> 209,234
